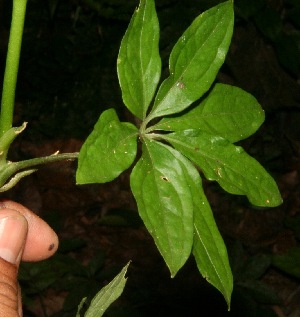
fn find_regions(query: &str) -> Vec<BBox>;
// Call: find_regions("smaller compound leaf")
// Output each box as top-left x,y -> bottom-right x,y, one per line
164,130 -> 282,207
192,186 -> 233,308
148,1 -> 234,119
76,109 -> 138,184
83,262 -> 130,317
154,84 -> 265,143
130,140 -> 194,277
117,0 -> 161,119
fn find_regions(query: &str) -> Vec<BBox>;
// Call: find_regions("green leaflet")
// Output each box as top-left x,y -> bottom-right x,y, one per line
117,0 -> 161,119
130,140 -> 194,277
148,1 -> 234,119
131,138 -> 233,305
82,262 -> 130,317
154,83 -> 265,143
191,188 -> 233,308
163,130 -> 282,207
76,109 -> 138,184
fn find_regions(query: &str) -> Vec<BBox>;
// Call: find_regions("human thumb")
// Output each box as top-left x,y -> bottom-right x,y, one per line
0,210 -> 28,317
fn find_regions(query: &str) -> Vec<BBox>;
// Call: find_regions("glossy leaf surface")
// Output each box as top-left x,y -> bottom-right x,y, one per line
154,83 -> 265,143
76,109 -> 138,184
191,182 -> 233,307
130,140 -> 194,277
117,0 -> 161,119
149,1 -> 234,119
164,130 -> 282,207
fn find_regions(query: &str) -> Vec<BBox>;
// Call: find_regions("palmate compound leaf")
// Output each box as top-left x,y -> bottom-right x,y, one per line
117,0 -> 161,120
153,83 -> 265,143
76,109 -> 138,184
148,1 -> 234,120
130,139 -> 194,277
130,138 -> 233,305
163,130 -> 282,207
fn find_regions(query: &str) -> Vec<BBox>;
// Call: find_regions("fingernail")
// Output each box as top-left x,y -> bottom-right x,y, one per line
0,215 -> 28,264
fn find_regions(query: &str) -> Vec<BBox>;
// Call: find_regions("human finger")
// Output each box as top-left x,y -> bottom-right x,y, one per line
0,200 -> 59,261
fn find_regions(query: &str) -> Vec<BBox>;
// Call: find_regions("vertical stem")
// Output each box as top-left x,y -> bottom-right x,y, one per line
0,0 -> 28,137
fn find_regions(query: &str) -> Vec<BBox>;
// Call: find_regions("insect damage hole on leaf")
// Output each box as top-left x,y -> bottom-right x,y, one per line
176,82 -> 185,89
176,77 -> 185,89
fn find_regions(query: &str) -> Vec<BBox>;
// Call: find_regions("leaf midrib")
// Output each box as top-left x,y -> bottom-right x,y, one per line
151,10 -> 230,117
163,134 -> 275,199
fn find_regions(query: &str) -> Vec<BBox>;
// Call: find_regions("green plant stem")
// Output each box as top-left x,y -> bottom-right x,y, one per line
13,152 -> 79,170
0,152 -> 79,191
139,115 -> 153,135
0,0 -> 28,137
